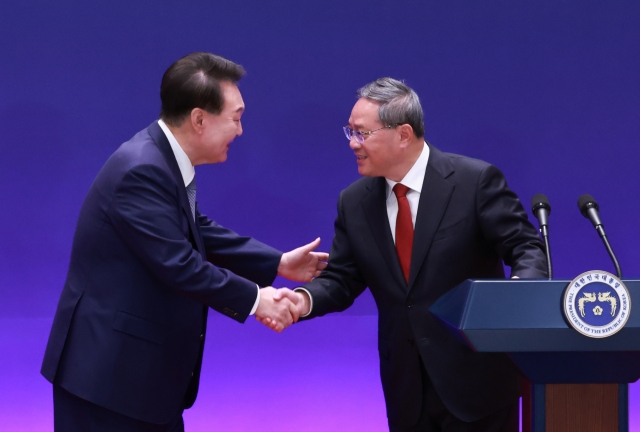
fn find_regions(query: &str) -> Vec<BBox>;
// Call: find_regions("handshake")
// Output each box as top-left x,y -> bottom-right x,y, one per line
253,237 -> 326,332
255,287 -> 311,332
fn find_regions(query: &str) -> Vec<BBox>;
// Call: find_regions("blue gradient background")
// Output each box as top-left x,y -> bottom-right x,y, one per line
1,0 -> 639,430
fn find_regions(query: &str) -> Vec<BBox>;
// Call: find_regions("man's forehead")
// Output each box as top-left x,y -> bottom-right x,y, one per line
220,81 -> 244,112
220,100 -> 244,116
349,98 -> 381,127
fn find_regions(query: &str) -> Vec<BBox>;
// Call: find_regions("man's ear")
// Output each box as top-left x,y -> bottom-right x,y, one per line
398,124 -> 414,148
190,108 -> 205,134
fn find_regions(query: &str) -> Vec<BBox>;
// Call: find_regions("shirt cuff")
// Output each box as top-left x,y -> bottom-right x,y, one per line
294,287 -> 313,317
249,284 -> 260,315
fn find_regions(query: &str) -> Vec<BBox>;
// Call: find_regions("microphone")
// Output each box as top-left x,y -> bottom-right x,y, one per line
531,194 -> 552,279
531,194 -> 551,237
578,195 -> 604,235
577,194 -> 622,278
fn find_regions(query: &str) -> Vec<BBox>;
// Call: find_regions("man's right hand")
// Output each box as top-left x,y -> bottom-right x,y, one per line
275,288 -> 310,317
255,287 -> 300,332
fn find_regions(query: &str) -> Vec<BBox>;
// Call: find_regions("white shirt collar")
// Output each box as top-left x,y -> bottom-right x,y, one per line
158,119 -> 195,187
386,142 -> 430,198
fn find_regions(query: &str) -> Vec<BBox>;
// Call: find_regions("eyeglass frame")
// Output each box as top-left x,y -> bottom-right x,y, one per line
343,123 -> 401,144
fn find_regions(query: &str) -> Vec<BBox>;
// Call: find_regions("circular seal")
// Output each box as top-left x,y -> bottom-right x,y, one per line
563,270 -> 631,338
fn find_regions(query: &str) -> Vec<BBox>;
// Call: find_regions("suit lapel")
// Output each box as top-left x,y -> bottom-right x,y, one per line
408,145 -> 455,289
147,121 -> 205,254
361,177 -> 407,290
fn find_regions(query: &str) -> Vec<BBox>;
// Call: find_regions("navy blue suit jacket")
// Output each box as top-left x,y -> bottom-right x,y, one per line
41,121 -> 282,424
302,144 -> 547,426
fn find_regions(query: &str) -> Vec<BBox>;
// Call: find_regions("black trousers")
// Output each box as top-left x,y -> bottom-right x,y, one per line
53,385 -> 185,432
388,363 -> 519,432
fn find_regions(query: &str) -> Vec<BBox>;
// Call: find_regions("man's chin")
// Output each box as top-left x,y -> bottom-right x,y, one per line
357,165 -> 373,177
213,151 -> 229,164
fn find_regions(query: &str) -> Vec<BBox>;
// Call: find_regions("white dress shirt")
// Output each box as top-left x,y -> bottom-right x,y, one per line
385,142 -> 430,241
158,120 -> 262,315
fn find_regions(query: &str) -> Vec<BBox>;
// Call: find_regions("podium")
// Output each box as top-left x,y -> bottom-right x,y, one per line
429,279 -> 640,432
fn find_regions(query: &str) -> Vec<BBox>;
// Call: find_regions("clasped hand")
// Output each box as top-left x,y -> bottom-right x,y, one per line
255,287 -> 310,332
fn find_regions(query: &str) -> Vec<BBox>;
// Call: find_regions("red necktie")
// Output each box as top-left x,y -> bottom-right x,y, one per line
393,183 -> 413,283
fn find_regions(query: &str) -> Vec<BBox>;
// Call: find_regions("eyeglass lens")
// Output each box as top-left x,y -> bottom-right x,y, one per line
343,127 -> 364,143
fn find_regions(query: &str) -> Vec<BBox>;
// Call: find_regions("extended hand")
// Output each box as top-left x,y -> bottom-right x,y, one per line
255,287 -> 299,332
278,238 -> 329,282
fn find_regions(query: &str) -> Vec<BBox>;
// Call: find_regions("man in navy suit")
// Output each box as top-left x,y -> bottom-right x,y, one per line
276,78 -> 547,431
41,52 -> 327,431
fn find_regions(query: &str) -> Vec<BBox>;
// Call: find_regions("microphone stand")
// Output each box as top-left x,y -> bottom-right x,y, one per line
598,231 -> 622,279
540,226 -> 553,280
579,195 -> 623,279
531,194 -> 553,280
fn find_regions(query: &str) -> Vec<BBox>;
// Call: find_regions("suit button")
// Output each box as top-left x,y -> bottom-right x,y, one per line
200,334 -> 204,340
407,303 -> 413,308
408,338 -> 414,345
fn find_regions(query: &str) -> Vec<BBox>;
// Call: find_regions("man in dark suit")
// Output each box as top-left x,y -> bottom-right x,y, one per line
41,52 -> 327,431
276,78 -> 547,431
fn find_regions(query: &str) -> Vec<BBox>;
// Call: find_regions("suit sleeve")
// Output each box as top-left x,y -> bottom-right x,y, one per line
108,164 -> 258,322
197,213 -> 282,287
301,191 -> 368,319
475,164 -> 548,278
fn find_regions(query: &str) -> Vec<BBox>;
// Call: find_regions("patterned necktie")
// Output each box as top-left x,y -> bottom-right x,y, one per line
186,177 -> 196,221
393,183 -> 413,283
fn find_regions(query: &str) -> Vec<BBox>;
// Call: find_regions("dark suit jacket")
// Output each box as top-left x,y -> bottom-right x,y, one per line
303,144 -> 546,426
41,121 -> 282,424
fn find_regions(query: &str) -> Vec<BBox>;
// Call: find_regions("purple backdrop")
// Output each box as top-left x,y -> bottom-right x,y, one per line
1,0 -> 639,430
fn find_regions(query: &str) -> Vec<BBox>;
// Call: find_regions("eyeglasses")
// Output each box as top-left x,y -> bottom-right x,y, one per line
343,124 -> 401,144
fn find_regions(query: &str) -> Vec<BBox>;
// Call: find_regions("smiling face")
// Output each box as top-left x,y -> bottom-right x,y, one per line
347,98 -> 404,179
191,81 -> 244,165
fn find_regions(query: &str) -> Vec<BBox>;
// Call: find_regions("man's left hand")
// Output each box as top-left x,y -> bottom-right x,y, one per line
278,237 -> 328,282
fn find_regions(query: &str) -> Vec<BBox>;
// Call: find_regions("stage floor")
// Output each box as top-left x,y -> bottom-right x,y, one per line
2,314 -> 639,431
1,314 -> 387,431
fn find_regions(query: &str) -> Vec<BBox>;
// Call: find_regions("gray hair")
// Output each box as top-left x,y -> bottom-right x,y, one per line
356,77 -> 425,138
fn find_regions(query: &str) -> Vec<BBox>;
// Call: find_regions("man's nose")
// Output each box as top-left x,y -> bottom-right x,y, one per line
237,121 -> 243,136
349,136 -> 361,150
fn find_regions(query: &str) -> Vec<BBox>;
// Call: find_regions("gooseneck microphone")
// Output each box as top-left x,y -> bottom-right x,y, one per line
577,194 -> 622,278
531,194 -> 552,279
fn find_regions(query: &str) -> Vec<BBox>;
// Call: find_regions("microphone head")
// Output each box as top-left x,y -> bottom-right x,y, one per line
531,193 -> 551,213
578,194 -> 599,218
